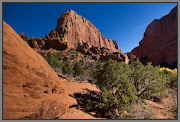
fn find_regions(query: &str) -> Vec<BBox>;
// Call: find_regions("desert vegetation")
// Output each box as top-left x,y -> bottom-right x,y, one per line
42,50 -> 177,119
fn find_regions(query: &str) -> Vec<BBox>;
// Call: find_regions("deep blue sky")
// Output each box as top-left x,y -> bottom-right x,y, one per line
3,3 -> 177,53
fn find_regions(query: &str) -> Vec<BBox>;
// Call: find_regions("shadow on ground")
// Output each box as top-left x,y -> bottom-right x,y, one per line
69,88 -> 109,118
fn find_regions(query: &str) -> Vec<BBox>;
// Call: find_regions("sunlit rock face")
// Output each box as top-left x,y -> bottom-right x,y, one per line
19,9 -> 129,63
3,21 -> 67,119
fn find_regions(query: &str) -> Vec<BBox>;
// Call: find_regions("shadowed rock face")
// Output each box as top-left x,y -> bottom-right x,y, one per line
131,6 -> 177,69
19,10 -> 129,64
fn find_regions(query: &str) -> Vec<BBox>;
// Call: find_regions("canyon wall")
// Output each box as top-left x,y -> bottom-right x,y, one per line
131,6 -> 177,69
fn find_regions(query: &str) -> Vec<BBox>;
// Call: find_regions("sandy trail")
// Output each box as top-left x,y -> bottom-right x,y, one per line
56,78 -> 101,119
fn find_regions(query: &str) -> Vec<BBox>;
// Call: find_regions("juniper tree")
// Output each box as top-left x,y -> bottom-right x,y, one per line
128,55 -> 167,99
95,59 -> 138,112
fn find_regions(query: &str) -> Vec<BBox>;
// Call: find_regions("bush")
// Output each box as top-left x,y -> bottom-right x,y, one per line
86,101 -> 95,112
90,68 -> 96,78
62,62 -> 74,76
44,52 -> 62,72
128,55 -> 168,99
160,69 -> 177,89
73,62 -> 84,76
95,59 -> 138,113
95,61 -> 103,70
95,56 -> 169,116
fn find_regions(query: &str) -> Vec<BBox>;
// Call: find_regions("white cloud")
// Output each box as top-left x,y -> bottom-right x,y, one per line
133,22 -> 150,31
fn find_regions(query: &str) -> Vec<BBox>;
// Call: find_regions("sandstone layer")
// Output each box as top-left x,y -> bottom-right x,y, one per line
131,6 -> 177,69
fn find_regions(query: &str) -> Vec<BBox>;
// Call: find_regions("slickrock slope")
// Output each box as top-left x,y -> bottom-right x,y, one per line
3,21 -> 98,119
131,6 -> 177,69
3,21 -> 67,119
19,10 -> 129,64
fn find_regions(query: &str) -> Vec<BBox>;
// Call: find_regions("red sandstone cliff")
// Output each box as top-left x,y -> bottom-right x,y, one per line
131,6 -> 177,68
19,10 -> 129,64
51,10 -> 121,53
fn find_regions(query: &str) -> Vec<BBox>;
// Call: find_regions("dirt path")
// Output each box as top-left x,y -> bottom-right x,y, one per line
145,100 -> 171,111
144,90 -> 177,119
56,78 -> 101,119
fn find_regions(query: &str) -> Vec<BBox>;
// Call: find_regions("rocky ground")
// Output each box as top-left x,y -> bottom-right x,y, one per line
145,89 -> 177,119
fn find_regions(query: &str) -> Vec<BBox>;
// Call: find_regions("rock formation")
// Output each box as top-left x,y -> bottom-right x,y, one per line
3,21 -> 74,119
51,10 -> 120,53
131,6 -> 177,69
19,10 -> 129,64
3,21 -> 102,119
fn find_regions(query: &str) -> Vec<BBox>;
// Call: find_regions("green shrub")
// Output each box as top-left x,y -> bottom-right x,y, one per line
44,52 -> 62,73
73,62 -> 84,76
128,55 -> 167,99
92,61 -> 103,79
57,53 -> 62,60
77,105 -> 81,109
95,59 -> 138,112
160,69 -> 177,89
86,101 -> 95,112
62,62 -> 74,76
90,67 -> 96,77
